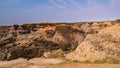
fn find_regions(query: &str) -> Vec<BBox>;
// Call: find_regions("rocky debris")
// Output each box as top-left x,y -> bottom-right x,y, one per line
66,23 -> 120,63
43,49 -> 64,58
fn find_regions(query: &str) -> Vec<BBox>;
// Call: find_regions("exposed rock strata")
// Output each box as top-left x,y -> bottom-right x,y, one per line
0,21 -> 119,60
66,23 -> 120,63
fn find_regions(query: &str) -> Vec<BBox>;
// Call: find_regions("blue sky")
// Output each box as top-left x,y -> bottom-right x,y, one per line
0,0 -> 120,25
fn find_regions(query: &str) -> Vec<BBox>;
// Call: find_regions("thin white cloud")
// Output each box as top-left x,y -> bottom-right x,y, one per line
49,0 -> 67,9
67,0 -> 80,8
57,0 -> 69,6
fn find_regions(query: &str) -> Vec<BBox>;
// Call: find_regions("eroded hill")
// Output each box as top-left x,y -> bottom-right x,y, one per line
0,21 -> 119,61
66,22 -> 120,63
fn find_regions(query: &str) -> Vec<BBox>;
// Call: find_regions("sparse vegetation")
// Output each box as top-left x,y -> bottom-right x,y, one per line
83,60 -> 91,63
94,60 -> 106,64
105,57 -> 120,64
93,58 -> 120,64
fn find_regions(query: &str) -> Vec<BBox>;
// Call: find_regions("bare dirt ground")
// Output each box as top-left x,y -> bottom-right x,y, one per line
47,62 -> 120,68
0,58 -> 64,68
0,58 -> 120,68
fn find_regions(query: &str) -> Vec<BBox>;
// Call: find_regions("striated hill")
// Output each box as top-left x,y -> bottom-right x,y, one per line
0,21 -> 119,61
66,23 -> 120,63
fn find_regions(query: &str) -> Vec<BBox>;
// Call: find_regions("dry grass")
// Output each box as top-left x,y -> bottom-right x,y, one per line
47,61 -> 120,68
0,58 -> 120,68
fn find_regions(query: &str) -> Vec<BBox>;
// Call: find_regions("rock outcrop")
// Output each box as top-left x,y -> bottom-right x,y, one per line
66,23 -> 120,63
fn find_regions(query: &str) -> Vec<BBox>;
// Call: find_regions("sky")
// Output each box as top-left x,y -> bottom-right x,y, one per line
0,0 -> 120,25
